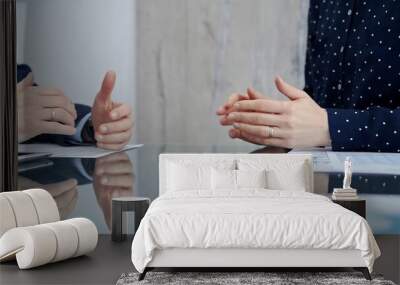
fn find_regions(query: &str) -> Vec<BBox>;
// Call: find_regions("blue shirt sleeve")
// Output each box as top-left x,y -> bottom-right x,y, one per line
17,64 -> 33,83
326,107 -> 400,152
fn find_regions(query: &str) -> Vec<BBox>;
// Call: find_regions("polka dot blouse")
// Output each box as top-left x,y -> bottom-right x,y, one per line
304,0 -> 400,152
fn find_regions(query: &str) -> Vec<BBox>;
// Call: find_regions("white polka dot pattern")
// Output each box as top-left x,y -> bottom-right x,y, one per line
304,0 -> 400,152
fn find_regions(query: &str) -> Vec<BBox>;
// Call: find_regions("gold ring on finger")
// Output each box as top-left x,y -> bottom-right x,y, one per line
270,127 -> 275,138
265,126 -> 272,138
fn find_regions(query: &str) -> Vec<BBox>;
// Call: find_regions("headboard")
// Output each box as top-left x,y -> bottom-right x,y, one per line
159,153 -> 314,195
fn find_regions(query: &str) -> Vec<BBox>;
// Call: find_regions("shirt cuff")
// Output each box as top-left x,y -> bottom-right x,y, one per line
326,108 -> 370,151
71,112 -> 92,143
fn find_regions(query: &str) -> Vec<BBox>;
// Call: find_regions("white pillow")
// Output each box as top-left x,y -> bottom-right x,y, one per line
211,169 -> 237,190
266,168 -> 306,191
238,158 -> 308,191
237,169 -> 267,189
167,163 -> 212,191
211,169 -> 268,190
166,159 -> 235,192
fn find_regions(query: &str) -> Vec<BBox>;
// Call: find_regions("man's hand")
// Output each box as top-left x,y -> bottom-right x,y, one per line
93,152 -> 134,229
92,71 -> 134,150
18,176 -> 78,219
219,77 -> 331,148
17,73 -> 77,142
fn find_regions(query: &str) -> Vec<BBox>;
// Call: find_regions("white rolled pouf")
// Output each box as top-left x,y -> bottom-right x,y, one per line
24,189 -> 60,224
0,192 -> 39,227
64,218 -> 98,257
42,221 -> 79,262
0,196 -> 17,237
0,225 -> 57,268
0,189 -> 60,238
0,218 -> 98,269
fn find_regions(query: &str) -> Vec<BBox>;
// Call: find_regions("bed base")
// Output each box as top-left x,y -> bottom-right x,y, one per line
138,248 -> 372,281
138,267 -> 371,281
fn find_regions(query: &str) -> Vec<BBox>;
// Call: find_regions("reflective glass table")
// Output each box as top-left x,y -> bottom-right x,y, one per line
8,144 -> 400,284
17,144 -> 400,235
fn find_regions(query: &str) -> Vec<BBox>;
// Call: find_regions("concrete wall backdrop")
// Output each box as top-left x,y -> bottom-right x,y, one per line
17,0 -> 309,146
18,0 -> 136,120
136,0 -> 309,146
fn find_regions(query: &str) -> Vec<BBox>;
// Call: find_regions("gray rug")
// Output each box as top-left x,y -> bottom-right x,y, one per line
116,272 -> 396,285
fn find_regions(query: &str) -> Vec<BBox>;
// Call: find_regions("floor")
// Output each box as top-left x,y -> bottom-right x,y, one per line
1,235 -> 398,285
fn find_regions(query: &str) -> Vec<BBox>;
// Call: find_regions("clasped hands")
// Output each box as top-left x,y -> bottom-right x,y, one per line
17,71 -> 133,150
217,77 -> 331,149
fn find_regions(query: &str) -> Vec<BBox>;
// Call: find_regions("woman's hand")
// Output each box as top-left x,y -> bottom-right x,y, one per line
17,73 -> 77,142
220,77 -> 331,148
92,71 -> 134,150
217,87 -> 267,126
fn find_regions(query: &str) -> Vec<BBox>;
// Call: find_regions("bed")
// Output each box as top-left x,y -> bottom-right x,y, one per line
131,154 -> 380,280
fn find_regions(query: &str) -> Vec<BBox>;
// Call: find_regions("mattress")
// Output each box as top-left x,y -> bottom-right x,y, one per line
131,190 -> 380,273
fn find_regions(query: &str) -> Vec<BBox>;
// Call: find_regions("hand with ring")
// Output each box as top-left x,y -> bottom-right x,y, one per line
17,73 -> 77,142
217,77 -> 331,149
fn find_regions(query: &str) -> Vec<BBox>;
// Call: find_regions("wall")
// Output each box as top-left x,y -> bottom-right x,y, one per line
18,0 -> 136,118
136,0 -> 309,146
16,1 -> 26,63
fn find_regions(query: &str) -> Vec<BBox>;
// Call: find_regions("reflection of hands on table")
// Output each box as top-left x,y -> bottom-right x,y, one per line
92,71 -> 134,150
217,77 -> 331,148
93,152 -> 134,229
45,179 -> 78,219
18,176 -> 78,219
17,73 -> 77,142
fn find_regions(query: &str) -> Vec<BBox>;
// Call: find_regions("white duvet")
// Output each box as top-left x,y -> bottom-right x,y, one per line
131,190 -> 380,273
